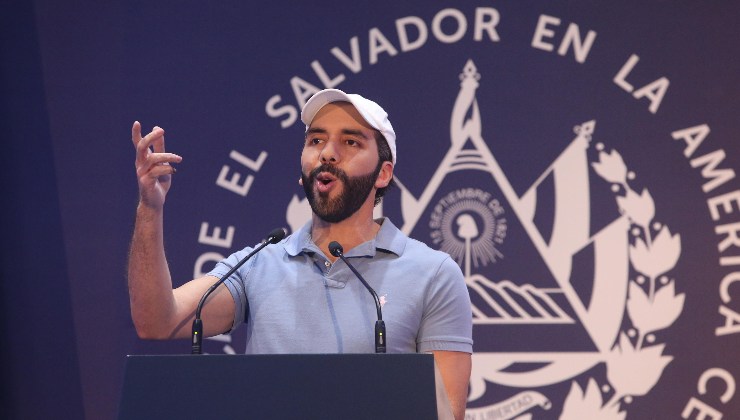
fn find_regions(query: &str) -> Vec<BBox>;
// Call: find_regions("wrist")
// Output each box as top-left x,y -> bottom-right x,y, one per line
136,201 -> 164,221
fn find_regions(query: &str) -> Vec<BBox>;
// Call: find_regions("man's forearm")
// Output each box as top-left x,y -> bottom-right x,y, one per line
433,351 -> 472,420
127,204 -> 178,339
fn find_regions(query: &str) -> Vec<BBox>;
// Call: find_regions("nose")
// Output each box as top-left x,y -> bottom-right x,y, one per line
319,140 -> 339,163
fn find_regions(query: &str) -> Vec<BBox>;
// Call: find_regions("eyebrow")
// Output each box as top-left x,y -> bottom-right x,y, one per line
305,127 -> 326,137
305,127 -> 372,140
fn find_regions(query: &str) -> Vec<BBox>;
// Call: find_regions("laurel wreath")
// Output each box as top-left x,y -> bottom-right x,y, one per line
560,141 -> 684,419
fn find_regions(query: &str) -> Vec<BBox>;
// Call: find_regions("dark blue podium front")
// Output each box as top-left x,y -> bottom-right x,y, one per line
118,354 -> 437,419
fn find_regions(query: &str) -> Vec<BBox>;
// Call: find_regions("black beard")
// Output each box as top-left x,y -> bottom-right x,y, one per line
301,163 -> 379,223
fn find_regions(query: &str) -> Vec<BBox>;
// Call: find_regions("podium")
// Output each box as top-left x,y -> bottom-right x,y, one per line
118,354 -> 441,419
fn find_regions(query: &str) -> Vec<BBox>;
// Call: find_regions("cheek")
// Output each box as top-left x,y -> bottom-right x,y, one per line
300,150 -> 313,173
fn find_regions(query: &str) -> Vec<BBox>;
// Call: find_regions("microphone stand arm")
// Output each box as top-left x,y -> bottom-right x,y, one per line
336,253 -> 387,353
191,239 -> 271,354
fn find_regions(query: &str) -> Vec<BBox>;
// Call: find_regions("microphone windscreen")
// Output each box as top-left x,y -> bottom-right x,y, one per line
328,241 -> 343,257
267,227 -> 287,244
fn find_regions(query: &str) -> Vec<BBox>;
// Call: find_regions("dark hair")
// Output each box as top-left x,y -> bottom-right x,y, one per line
374,132 -> 396,206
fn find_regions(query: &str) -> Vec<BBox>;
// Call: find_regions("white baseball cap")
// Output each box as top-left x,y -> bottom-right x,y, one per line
301,89 -> 396,164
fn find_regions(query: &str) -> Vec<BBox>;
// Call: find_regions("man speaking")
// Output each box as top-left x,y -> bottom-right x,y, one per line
127,89 -> 473,419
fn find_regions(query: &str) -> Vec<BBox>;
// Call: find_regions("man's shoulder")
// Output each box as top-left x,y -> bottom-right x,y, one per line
396,235 -> 460,278
403,235 -> 447,259
379,217 -> 454,263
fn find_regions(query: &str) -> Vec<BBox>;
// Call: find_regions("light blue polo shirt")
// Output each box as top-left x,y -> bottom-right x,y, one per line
210,218 -> 473,354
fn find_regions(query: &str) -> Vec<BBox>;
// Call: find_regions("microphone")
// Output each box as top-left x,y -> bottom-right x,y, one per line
329,241 -> 386,353
191,227 -> 287,354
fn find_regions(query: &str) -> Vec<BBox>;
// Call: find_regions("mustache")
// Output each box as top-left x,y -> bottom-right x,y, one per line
306,164 -> 349,184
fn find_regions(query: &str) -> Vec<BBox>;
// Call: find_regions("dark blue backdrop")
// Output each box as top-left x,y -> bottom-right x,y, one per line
2,1 -> 739,418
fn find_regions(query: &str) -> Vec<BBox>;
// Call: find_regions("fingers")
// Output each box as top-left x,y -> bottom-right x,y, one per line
132,121 -> 182,182
131,121 -> 142,148
137,152 -> 182,180
132,122 -> 166,156
135,126 -> 165,160
151,125 -> 166,154
147,162 -> 178,179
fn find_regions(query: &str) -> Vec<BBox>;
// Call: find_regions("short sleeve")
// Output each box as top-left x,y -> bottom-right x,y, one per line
206,248 -> 254,332
416,256 -> 473,353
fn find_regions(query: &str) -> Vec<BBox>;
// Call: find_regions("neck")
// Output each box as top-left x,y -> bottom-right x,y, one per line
311,205 -> 381,261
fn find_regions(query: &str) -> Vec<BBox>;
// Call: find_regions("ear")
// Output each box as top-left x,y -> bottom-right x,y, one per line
374,161 -> 394,189
298,177 -> 303,186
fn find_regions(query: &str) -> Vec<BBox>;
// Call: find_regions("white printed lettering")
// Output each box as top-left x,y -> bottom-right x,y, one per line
198,222 -> 235,249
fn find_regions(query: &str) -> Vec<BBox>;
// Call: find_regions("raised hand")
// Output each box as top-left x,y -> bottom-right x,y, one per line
131,121 -> 182,209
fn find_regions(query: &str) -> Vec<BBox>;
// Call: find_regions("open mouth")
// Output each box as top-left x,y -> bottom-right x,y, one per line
315,172 -> 338,192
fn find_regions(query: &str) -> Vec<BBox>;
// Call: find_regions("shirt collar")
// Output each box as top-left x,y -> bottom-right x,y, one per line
283,217 -> 407,258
